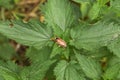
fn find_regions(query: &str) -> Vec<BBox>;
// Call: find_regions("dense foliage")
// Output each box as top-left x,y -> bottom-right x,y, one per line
0,0 -> 120,80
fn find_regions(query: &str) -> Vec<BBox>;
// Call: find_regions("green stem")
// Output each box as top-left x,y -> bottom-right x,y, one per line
1,7 -> 5,21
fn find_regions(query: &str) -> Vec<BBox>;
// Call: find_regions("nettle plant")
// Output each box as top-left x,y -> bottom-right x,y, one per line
0,0 -> 120,80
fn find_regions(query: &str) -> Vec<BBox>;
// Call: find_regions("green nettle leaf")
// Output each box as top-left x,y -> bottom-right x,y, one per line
108,56 -> 120,66
26,46 -> 51,62
50,44 -> 69,59
103,63 -> 120,80
25,47 -> 56,80
106,56 -> 120,80
88,2 -> 101,20
97,0 -> 109,6
42,0 -> 75,32
70,22 -> 120,51
0,20 -> 53,49
78,47 -> 110,59
54,60 -> 85,80
62,47 -> 70,59
54,60 -> 68,80
20,60 -> 55,80
0,61 -> 21,80
0,44 -> 15,60
50,44 -> 63,58
108,38 -> 120,58
51,25 -> 64,36
65,61 -> 86,80
75,52 -> 102,79
111,0 -> 120,11
0,34 -> 15,60
0,34 -> 9,43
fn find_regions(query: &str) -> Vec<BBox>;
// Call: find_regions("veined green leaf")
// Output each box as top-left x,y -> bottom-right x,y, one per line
0,20 -> 53,49
70,22 -> 120,51
54,60 -> 68,80
26,46 -> 51,62
88,2 -> 101,20
50,44 -> 69,59
23,46 -> 56,80
50,44 -> 63,58
105,56 -> 120,80
54,60 -> 85,80
108,56 -> 120,66
20,60 -> 55,80
0,43 -> 14,60
0,34 -> 15,60
22,46 -> 56,80
0,33 -> 9,43
103,63 -> 120,80
75,52 -> 102,79
108,38 -> 120,58
0,61 -> 21,80
62,47 -> 70,59
65,61 -> 86,80
42,0 -> 75,32
97,0 -> 109,6
88,0 -> 109,20
111,0 -> 120,11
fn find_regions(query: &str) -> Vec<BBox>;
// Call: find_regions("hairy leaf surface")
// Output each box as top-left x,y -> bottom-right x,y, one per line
26,46 -> 51,62
54,60 -> 85,80
103,63 -> 120,80
108,38 -> 120,58
20,60 -> 55,80
75,53 -> 102,79
0,61 -> 21,80
42,0 -> 75,31
70,22 -> 120,50
0,20 -> 53,49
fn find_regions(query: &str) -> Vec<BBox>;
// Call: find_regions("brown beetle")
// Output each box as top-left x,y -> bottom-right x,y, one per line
52,37 -> 67,48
